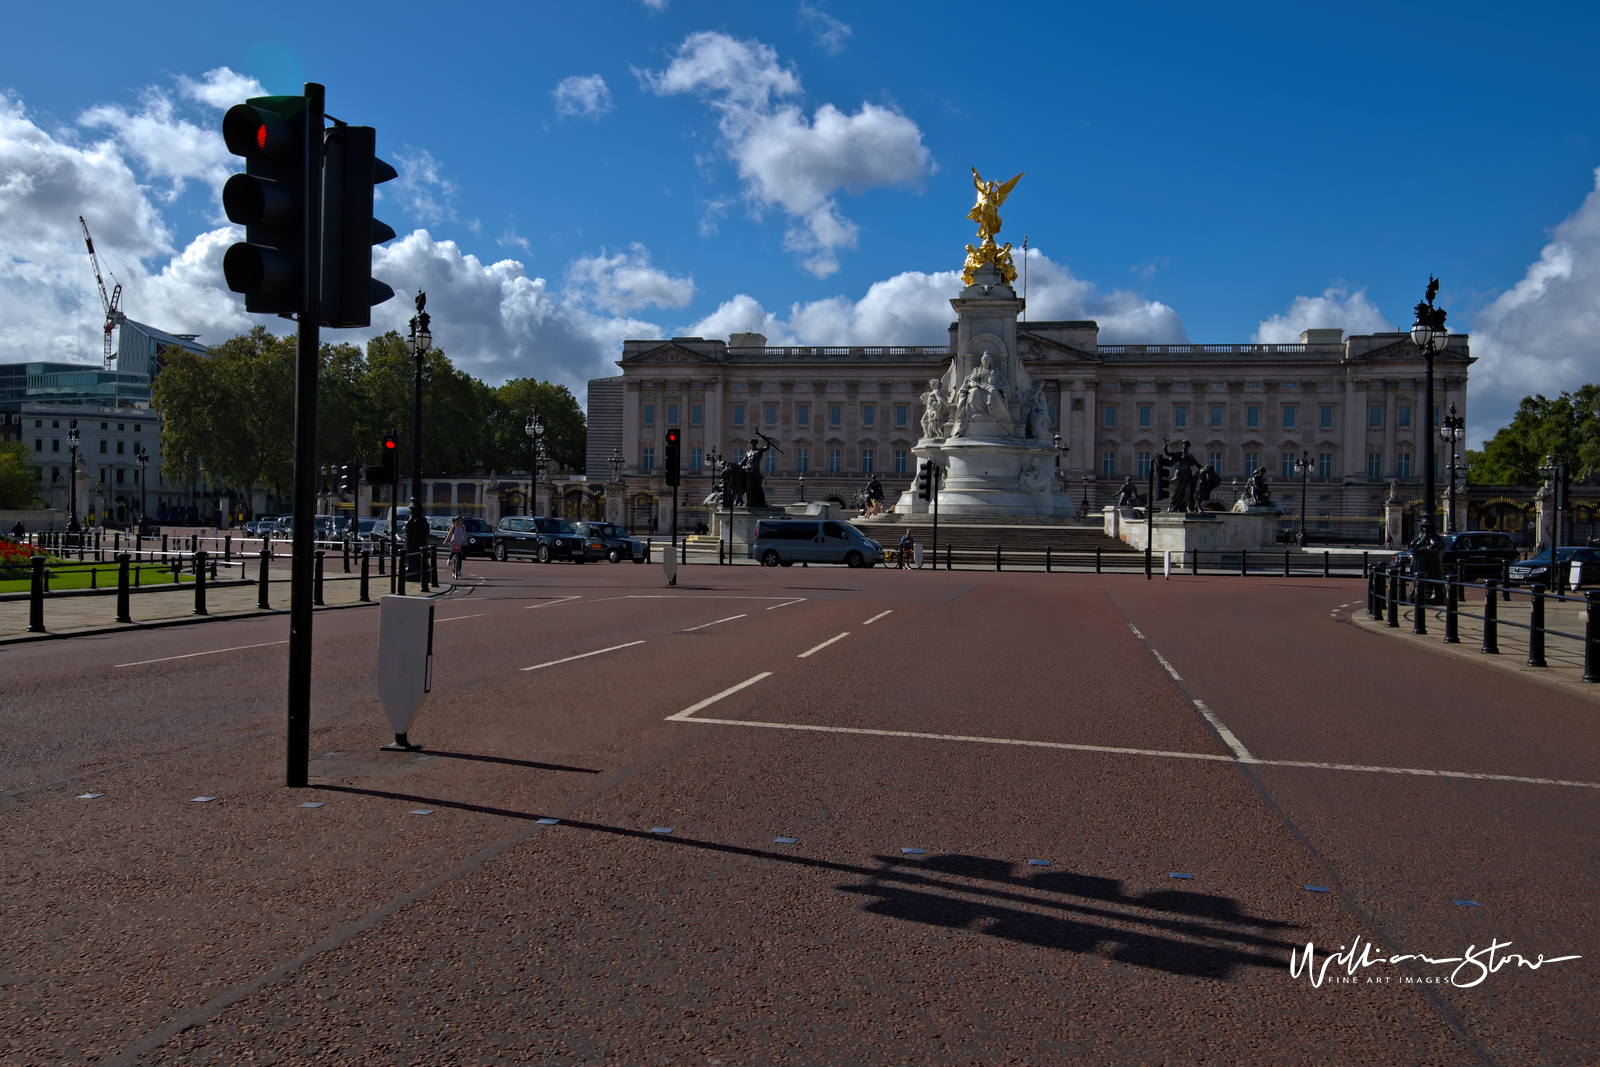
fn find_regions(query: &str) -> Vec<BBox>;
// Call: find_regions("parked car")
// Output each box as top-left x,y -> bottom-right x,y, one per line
1391,531 -> 1521,580
750,518 -> 883,568
493,516 -> 587,563
574,521 -> 646,563
437,517 -> 496,558
1509,546 -> 1600,588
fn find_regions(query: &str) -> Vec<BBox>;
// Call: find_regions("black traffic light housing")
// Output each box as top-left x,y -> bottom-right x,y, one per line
1153,452 -> 1173,501
664,428 -> 681,486
366,432 -> 399,484
338,460 -> 361,496
320,124 -> 398,328
221,96 -> 309,313
916,460 -> 933,501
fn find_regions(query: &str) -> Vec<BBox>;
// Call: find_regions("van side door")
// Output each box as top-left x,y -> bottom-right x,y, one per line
819,521 -> 855,563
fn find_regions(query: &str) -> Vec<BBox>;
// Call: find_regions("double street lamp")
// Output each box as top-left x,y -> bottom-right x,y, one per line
1407,278 -> 1450,588
1292,449 -> 1314,547
524,406 -> 545,516
403,292 -> 432,573
66,418 -> 81,535
1440,403 -> 1466,534
136,445 -> 149,535
1538,453 -> 1571,595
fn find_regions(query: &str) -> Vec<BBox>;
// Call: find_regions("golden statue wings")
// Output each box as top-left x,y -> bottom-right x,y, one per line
967,167 -> 1023,243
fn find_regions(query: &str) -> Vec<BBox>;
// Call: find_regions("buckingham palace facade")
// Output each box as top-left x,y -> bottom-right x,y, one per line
587,323 -> 1471,538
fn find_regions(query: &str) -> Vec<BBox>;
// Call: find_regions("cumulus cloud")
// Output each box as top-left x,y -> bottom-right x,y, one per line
799,4 -> 853,54
641,0 -> 668,8
565,244 -> 694,315
640,31 -> 930,277
1467,164 -> 1600,444
683,247 -> 1187,346
391,147 -> 458,225
78,88 -> 237,203
1252,286 -> 1393,343
178,67 -> 266,110
551,74 -> 614,120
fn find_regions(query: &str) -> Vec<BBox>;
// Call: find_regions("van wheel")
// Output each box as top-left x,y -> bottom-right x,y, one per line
761,550 -> 781,567
845,551 -> 864,568
537,544 -> 551,564
494,543 -> 508,562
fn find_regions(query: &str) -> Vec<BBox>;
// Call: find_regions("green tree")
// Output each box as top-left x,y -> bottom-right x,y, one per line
360,332 -> 496,474
493,378 -> 586,473
0,439 -> 44,509
1466,385 -> 1600,484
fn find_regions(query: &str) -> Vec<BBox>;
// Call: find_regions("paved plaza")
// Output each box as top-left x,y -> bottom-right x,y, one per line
2,558 -> 1596,1065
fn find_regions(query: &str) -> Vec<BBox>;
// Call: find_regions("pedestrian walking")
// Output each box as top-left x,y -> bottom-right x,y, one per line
898,528 -> 914,570
9,519 -> 23,541
446,515 -> 466,579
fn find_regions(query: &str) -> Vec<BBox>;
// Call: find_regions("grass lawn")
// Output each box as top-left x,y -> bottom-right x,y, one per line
0,563 -> 196,594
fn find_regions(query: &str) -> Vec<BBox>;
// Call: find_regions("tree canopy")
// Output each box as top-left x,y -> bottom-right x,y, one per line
151,328 -> 587,511
0,439 -> 43,509
1467,385 -> 1600,485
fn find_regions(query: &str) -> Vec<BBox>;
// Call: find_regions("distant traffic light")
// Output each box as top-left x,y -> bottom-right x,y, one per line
1153,453 -> 1172,501
664,428 -> 681,487
339,460 -> 361,495
916,460 -> 933,501
320,124 -> 397,328
221,96 -> 309,313
366,433 -> 399,485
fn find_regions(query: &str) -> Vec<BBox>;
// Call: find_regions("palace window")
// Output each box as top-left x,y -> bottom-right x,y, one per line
894,449 -> 908,474
1246,406 -> 1259,429
643,448 -> 655,471
862,449 -> 874,473
1244,452 -> 1260,474
896,404 -> 908,427
1174,405 -> 1187,429
1138,451 -> 1151,476
34,440 -> 41,451
1398,405 -> 1412,429
116,441 -> 124,454
1208,452 -> 1222,472
1320,405 -> 1334,429
1283,406 -> 1296,429
829,449 -> 842,472
1318,452 -> 1332,478
667,403 -> 679,425
796,404 -> 809,427
830,404 -> 842,428
732,405 -> 744,427
1211,405 -> 1223,428
1102,451 -> 1116,476
644,404 -> 654,425
766,404 -> 778,427
100,440 -> 107,453
690,447 -> 703,471
764,449 -> 776,473
1370,405 -> 1383,428
1396,453 -> 1412,477
1104,406 -> 1116,428
691,404 -> 702,426
797,449 -> 809,472
1367,452 -> 1383,478
1138,405 -> 1151,429
1281,453 -> 1295,478
862,404 -> 875,427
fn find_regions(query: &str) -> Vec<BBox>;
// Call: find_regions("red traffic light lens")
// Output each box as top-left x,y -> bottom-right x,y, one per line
384,439 -> 395,449
256,124 -> 267,150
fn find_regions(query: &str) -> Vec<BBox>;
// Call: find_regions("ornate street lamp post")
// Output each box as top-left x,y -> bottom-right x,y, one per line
1293,449 -> 1314,547
1440,403 -> 1466,535
66,418 -> 81,536
1408,278 -> 1449,595
136,445 -> 149,536
524,407 -> 545,517
1537,453 -> 1569,594
1081,473 -> 1091,512
798,472 -> 806,503
403,291 -> 432,575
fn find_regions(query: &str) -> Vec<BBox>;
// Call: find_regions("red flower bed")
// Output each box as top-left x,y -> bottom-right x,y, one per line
0,541 -> 42,564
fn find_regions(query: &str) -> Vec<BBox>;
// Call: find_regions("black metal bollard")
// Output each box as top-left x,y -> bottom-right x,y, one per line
193,550 -> 208,615
430,545 -> 439,586
1045,545 -> 1052,573
162,534 -> 168,557
343,536 -> 351,574
359,550 -> 370,602
90,567 -> 97,590
1584,590 -> 1599,683
225,534 -> 232,563
116,552 -> 131,623
1324,551 -> 1330,578
1412,566 -> 1428,636
946,544 -> 952,571
720,540 -> 726,565
313,550 -> 325,606
644,541 -> 652,564
258,549 -> 271,609
1443,566 -> 1460,644
1501,561 -> 1512,601
1362,550 -> 1369,578
1284,550 -> 1291,578
996,543 -> 1002,571
28,556 -> 45,633
1095,547 -> 1101,574
1387,566 -> 1400,628
1526,585 -> 1547,667
681,539 -> 687,565
1482,579 -> 1500,654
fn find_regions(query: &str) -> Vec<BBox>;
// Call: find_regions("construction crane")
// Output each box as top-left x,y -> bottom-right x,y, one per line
79,216 -> 126,370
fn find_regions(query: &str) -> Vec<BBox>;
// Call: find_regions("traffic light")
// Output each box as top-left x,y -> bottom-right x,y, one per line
320,125 -> 397,328
1153,453 -> 1172,501
221,96 -> 309,313
366,433 -> 399,484
664,428 -> 681,486
916,460 -> 932,501
339,460 -> 361,495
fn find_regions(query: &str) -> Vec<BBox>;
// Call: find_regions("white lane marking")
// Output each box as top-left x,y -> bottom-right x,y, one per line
797,632 -> 850,658
768,598 -> 807,610
520,640 -> 645,671
1151,650 -> 1182,681
681,614 -> 747,632
436,613 -> 487,622
1127,622 -> 1145,639
525,595 -> 583,610
665,714 -> 1600,790
665,673 -> 773,721
863,610 -> 894,625
116,641 -> 287,667
603,595 -> 801,602
1193,698 -> 1255,761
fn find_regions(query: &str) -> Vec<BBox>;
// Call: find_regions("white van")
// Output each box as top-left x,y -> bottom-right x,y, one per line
750,518 -> 884,568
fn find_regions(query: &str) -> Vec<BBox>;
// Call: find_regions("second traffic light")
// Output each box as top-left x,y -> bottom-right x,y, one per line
664,428 -> 681,486
321,124 -> 398,328
916,461 -> 933,501
339,460 -> 361,495
366,433 -> 399,484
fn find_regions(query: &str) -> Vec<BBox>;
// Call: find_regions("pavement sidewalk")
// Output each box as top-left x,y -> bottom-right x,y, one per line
1348,585 -> 1597,701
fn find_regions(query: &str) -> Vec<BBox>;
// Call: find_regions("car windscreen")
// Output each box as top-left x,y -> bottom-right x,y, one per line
535,519 -> 576,535
464,519 -> 492,532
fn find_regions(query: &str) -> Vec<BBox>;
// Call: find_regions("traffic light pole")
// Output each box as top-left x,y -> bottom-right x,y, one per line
286,82 -> 325,789
931,464 -> 940,571
1145,459 -> 1155,581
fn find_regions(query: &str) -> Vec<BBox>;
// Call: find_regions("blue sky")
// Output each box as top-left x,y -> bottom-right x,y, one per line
4,1 -> 1600,443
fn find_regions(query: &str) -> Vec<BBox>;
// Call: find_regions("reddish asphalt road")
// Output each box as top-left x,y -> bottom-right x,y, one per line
1,556 -> 1595,1065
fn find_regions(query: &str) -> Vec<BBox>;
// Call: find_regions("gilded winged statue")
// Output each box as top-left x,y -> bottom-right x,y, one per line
962,167 -> 1023,286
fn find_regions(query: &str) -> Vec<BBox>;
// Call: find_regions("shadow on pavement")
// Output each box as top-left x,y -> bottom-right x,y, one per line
422,750 -> 601,774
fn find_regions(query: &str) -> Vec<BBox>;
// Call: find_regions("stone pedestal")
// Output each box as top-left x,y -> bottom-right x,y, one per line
1111,510 -> 1282,553
708,506 -> 788,549
605,480 -> 626,525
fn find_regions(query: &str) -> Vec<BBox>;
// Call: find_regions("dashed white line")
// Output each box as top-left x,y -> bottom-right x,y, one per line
767,598 -> 808,610
665,672 -> 773,720
520,640 -> 645,671
863,610 -> 894,625
524,596 -> 583,610
1127,622 -> 1145,640
681,614 -> 747,632
436,613 -> 487,622
1151,650 -> 1182,681
116,641 -> 286,667
1193,698 -> 1255,761
797,632 -> 850,658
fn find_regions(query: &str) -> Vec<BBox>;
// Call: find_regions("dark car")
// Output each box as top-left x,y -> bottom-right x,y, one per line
1509,546 -> 1600,588
493,516 -> 587,563
573,521 -> 646,563
445,517 -> 496,558
1391,531 -> 1521,581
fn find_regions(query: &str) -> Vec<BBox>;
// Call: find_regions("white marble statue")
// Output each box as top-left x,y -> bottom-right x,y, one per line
1021,382 -> 1050,440
1019,458 -> 1051,493
953,351 -> 1011,437
920,378 -> 950,439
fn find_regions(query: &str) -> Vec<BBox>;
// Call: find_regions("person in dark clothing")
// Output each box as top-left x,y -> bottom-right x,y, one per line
898,528 -> 914,569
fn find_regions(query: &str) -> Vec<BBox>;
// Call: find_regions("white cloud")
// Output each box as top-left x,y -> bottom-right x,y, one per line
564,244 -> 694,315
1252,287 -> 1393,343
391,147 -> 458,225
551,74 -> 614,120
177,67 -> 266,110
1467,164 -> 1600,444
78,89 -> 237,203
641,0 -> 668,8
799,4 -> 853,54
640,31 -> 930,277
683,247 -> 1186,346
